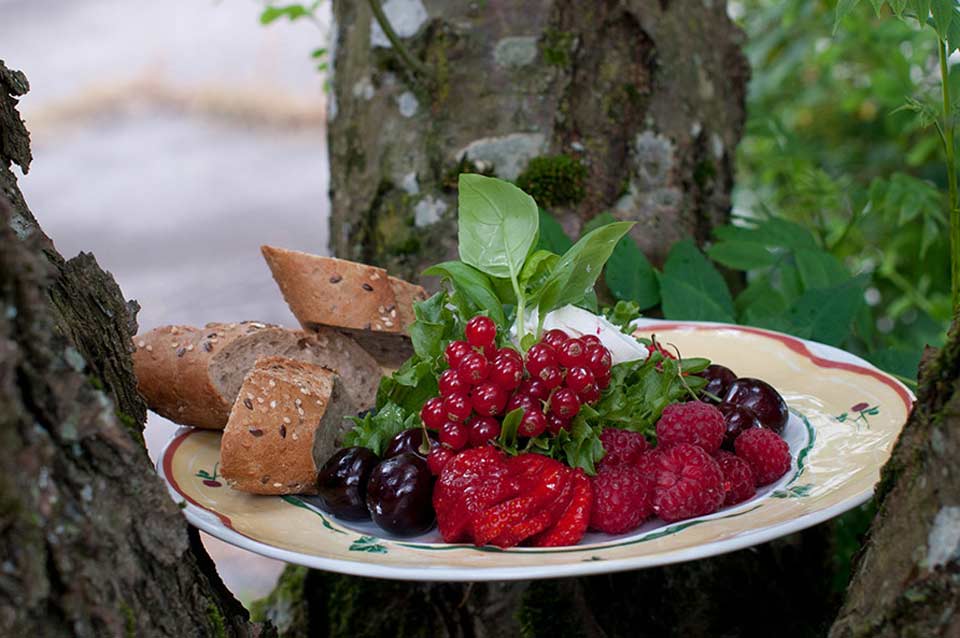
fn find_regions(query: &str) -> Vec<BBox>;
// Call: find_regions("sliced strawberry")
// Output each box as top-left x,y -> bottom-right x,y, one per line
472,495 -> 538,547
531,470 -> 592,547
508,453 -> 573,511
491,505 -> 555,548
433,447 -> 518,543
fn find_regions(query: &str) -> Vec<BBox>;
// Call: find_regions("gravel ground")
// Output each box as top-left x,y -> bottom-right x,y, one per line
3,0 -> 333,604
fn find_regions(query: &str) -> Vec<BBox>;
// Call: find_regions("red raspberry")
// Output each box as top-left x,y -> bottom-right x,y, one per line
734,428 -> 791,486
651,443 -> 724,523
433,447 -> 519,542
634,448 -> 662,482
598,428 -> 649,470
656,401 -> 725,455
714,450 -> 756,506
531,470 -> 592,547
589,465 -> 653,534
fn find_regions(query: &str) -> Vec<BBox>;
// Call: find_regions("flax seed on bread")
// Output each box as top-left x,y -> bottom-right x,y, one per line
260,246 -> 427,367
219,356 -> 357,495
132,321 -> 380,429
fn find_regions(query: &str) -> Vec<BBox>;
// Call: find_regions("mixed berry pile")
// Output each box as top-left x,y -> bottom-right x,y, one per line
316,321 -> 794,548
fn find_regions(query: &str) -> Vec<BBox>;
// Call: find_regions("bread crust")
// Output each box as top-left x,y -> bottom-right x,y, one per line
260,245 -> 427,335
132,321 -> 380,429
219,357 -> 356,495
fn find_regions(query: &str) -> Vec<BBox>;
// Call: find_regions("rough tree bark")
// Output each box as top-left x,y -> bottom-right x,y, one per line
255,3 -> 847,637
328,0 -> 749,279
0,61 -> 271,638
830,315 -> 960,638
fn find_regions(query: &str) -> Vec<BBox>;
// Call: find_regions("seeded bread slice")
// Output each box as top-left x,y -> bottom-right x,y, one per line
260,246 -> 426,367
132,321 -> 380,429
220,357 -> 356,495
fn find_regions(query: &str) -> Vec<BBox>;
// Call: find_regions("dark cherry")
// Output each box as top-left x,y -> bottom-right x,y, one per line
716,402 -> 764,451
316,447 -> 380,521
698,364 -> 738,403
365,453 -> 436,536
383,428 -> 437,459
722,378 -> 789,433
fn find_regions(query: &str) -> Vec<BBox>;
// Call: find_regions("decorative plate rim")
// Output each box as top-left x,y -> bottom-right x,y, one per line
156,318 -> 915,581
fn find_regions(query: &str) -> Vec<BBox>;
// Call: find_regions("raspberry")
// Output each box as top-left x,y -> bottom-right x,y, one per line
651,443 -> 724,523
734,428 -> 791,486
714,450 -> 756,506
532,470 -> 592,547
656,401 -> 726,454
598,428 -> 649,470
589,465 -> 653,534
433,447 -> 519,542
634,449 -> 662,482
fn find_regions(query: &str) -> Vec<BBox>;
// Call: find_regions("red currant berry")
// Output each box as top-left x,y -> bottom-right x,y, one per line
506,392 -> 539,415
525,343 -> 558,377
557,338 -> 588,368
443,393 -> 472,422
457,352 -> 489,386
578,384 -> 601,404
468,416 -> 501,447
538,365 -> 564,389
581,334 -> 603,349
427,446 -> 455,475
518,378 -> 550,401
438,368 -> 467,397
565,366 -> 596,394
420,397 -> 446,430
465,316 -> 497,350
586,345 -> 613,374
546,413 -> 570,435
445,340 -> 472,369
542,329 -> 569,349
495,347 -> 523,364
439,421 -> 469,450
490,356 -> 524,391
594,367 -> 611,389
472,382 -> 507,416
518,408 -> 547,437
549,388 -> 581,420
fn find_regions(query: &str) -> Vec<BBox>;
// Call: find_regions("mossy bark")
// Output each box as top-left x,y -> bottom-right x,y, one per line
328,0 -> 749,279
830,315 -> 960,638
0,61 -> 271,638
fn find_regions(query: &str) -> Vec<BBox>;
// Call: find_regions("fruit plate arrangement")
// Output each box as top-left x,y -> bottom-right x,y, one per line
158,317 -> 912,581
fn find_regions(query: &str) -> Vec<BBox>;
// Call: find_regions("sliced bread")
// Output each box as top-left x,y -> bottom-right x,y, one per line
260,245 -> 426,367
132,321 -> 380,429
219,356 -> 356,495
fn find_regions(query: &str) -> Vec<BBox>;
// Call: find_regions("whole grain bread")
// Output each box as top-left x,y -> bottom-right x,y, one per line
219,356 -> 356,495
260,246 -> 426,367
132,321 -> 380,429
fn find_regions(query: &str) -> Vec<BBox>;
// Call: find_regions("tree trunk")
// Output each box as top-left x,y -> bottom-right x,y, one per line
328,0 -> 749,279
0,61 -> 271,638
829,315 -> 960,638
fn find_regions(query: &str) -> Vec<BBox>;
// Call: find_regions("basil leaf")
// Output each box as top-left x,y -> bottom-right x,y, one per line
536,221 -> 635,316
519,249 -> 560,295
498,408 -> 524,454
423,261 -> 506,326
457,174 -> 539,280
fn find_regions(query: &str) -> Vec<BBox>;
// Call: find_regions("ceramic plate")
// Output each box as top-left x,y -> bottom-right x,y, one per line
157,319 -> 913,581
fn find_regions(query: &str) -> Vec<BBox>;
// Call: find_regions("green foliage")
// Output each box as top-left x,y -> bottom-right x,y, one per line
258,2 -> 328,72
343,403 -> 419,455
515,155 -> 588,208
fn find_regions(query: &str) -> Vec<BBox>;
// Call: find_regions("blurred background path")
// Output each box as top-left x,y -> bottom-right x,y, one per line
2,0 -> 334,604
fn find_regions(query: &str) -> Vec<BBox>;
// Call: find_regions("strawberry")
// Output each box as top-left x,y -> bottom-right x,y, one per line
433,447 -> 519,543
531,470 -> 592,547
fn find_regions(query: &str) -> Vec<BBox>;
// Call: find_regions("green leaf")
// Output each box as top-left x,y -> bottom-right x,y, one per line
457,174 -> 539,281
835,0 -> 863,32
794,248 -> 850,290
602,300 -> 643,333
536,209 -> 574,254
535,222 -> 635,316
869,0 -> 887,14
868,346 -> 922,381
498,408 -> 524,453
260,4 -> 311,24
311,47 -> 328,58
714,218 -> 819,252
343,403 -> 418,455
422,261 -> 506,327
558,413 -> 605,475
736,276 -> 790,329
783,276 -> 868,346
408,292 -> 451,360
659,240 -> 735,323
519,250 -> 560,295
707,240 -> 779,270
604,230 -> 660,310
931,0 -> 956,38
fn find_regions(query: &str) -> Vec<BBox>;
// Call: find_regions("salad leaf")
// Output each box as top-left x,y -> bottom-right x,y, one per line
535,221 -> 635,320
376,357 -> 438,415
409,292 -> 454,360
497,408 -> 525,454
602,300 -> 643,334
457,174 -> 538,280
343,403 -> 419,455
552,405 -> 605,475
423,261 -> 506,327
